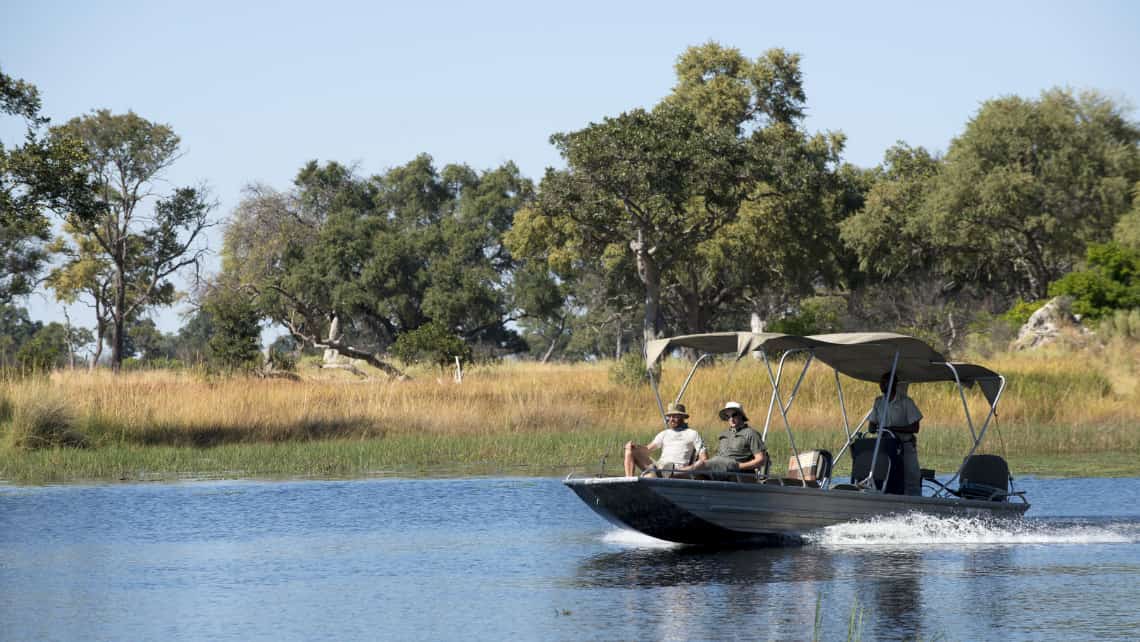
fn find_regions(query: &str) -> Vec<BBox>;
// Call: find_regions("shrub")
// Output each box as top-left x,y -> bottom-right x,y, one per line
768,296 -> 846,335
1100,309 -> 1140,340
1001,298 -> 1049,326
1048,242 -> 1140,319
609,351 -> 651,388
391,322 -> 472,368
7,393 -> 88,451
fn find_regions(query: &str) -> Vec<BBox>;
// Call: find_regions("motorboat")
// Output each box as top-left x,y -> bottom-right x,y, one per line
564,332 -> 1030,545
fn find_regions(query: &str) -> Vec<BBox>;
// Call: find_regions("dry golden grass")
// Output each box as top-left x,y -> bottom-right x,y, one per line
0,340 -> 1137,482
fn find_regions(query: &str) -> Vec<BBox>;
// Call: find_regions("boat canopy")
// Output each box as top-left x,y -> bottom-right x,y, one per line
646,330 -> 1002,405
645,332 -> 823,369
808,333 -> 1002,405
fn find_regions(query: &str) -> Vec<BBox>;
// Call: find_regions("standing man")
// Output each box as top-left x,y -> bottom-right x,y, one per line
868,372 -> 924,495
624,403 -> 708,477
681,401 -> 768,475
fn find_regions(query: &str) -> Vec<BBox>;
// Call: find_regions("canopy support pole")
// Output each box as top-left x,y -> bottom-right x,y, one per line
762,349 -> 814,484
864,351 -> 900,490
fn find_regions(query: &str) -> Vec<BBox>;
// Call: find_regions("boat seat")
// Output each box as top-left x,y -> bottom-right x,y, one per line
850,434 -> 904,494
785,450 -> 833,485
958,454 -> 1020,501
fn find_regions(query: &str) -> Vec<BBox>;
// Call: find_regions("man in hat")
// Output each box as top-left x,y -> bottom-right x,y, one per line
868,372 -> 923,495
624,402 -> 708,477
679,401 -> 768,475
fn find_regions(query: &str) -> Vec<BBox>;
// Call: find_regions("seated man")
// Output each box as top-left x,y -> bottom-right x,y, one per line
868,372 -> 923,496
623,403 -> 708,476
679,401 -> 767,475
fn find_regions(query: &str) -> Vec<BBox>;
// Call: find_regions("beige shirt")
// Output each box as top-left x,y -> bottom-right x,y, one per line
649,427 -> 707,466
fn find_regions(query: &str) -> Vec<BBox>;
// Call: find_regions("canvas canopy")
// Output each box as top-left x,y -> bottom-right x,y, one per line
644,332 -> 822,369
645,331 -> 1002,406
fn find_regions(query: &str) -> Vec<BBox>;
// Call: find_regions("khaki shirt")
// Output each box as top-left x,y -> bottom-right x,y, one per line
869,395 -> 923,431
714,425 -> 765,462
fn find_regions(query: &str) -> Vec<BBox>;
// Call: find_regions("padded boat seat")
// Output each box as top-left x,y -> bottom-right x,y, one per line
850,434 -> 904,494
958,454 -> 1015,501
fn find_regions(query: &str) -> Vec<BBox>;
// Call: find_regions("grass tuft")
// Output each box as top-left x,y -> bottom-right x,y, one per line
5,387 -> 88,451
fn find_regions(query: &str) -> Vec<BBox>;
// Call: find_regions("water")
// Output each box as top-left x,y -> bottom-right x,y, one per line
2,477 -> 1138,641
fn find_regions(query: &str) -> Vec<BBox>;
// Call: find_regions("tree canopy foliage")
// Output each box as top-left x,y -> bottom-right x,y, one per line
220,156 -> 532,375
0,67 -> 95,303
5,46 -> 1140,372
509,43 -> 857,347
46,110 -> 215,372
843,90 -> 1140,301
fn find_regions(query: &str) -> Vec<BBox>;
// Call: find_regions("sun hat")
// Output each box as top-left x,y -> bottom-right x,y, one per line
719,401 -> 749,421
664,402 -> 689,418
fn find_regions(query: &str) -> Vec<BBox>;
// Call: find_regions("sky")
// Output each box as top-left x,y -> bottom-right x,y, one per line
3,0 -> 1139,336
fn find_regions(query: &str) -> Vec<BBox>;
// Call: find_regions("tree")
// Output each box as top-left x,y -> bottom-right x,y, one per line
171,306 -> 216,366
1115,182 -> 1140,249
850,90 -> 1140,300
123,317 -> 176,363
509,43 -> 851,347
839,144 -> 943,279
0,303 -> 42,368
47,110 -> 215,372
515,101 -> 749,347
203,288 -> 262,371
1,67 -> 95,303
390,321 -> 472,369
13,322 -> 92,371
221,156 -> 532,376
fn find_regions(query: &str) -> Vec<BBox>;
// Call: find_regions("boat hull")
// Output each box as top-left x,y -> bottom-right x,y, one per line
565,476 -> 1029,545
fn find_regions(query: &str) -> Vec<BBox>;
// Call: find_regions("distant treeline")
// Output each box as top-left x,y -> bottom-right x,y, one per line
3,43 -> 1140,375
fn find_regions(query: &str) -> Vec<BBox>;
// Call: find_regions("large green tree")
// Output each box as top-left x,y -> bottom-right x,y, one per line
0,67 -> 95,302
222,156 -> 532,375
509,43 -> 854,347
844,89 -> 1140,300
46,110 -> 215,372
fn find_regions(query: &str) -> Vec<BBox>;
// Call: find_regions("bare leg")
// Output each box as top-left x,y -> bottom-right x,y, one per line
623,442 -> 653,476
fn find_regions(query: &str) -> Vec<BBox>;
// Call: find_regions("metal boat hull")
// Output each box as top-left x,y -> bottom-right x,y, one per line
565,476 -> 1030,545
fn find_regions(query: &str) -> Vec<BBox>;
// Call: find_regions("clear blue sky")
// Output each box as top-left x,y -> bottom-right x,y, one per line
3,0 -> 1139,334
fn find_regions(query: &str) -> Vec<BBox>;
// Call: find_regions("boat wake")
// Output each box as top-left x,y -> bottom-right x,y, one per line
807,513 -> 1140,548
601,528 -> 682,549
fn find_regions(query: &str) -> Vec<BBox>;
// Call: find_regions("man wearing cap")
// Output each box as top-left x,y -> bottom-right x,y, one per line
624,403 -> 708,477
680,401 -> 768,475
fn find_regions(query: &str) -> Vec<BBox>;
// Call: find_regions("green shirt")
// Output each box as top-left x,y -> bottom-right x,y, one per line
714,425 -> 765,462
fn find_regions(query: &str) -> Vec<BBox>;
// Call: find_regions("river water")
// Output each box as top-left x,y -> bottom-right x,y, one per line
2,476 -> 1138,641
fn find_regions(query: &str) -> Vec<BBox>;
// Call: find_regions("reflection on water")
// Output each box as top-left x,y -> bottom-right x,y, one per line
1,476 -> 1139,641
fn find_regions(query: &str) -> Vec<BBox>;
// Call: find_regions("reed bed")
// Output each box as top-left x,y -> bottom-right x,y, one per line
1,340 -> 1138,482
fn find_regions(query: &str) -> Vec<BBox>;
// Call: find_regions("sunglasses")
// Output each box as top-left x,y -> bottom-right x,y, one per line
723,412 -> 742,420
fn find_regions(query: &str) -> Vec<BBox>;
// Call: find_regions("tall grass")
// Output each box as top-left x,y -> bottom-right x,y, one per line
1,341 -> 1137,481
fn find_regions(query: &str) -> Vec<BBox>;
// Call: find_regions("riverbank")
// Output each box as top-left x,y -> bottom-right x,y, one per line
2,436 -> 1137,484
2,342 -> 1138,483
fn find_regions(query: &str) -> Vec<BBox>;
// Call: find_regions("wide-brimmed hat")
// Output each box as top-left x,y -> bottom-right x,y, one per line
664,402 -> 689,418
719,401 -> 749,421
